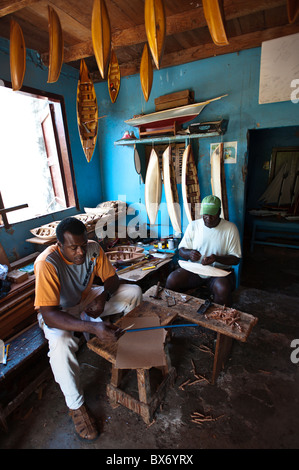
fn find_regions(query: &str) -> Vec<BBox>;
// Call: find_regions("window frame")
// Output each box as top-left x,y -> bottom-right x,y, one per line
0,80 -> 79,228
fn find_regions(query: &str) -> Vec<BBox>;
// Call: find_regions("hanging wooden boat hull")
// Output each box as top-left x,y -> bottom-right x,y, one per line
10,20 -> 26,91
181,144 -> 200,223
202,0 -> 229,46
178,260 -> 230,277
92,0 -> 111,79
287,0 -> 299,23
210,142 -> 229,219
108,48 -> 120,103
145,148 -> 162,225
125,95 -> 227,130
144,0 -> 166,70
162,145 -> 181,234
77,59 -> 98,163
140,43 -> 153,102
47,6 -> 64,83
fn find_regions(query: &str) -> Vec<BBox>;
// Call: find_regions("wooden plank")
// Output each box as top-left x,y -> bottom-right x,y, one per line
154,89 -> 193,105
143,286 -> 258,343
0,242 -> 11,269
212,333 -> 233,384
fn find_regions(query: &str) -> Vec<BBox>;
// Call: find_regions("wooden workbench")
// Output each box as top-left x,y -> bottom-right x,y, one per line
87,300 -> 178,424
143,286 -> 258,384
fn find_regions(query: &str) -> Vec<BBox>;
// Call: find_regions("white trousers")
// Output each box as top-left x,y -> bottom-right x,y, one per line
38,283 -> 142,410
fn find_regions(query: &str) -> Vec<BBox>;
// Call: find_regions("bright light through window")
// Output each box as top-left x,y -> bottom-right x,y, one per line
0,84 -> 76,226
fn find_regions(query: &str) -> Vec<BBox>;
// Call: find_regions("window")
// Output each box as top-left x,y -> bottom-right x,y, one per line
0,82 -> 77,227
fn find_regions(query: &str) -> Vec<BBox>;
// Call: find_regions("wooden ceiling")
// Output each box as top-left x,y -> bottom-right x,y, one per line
0,0 -> 299,82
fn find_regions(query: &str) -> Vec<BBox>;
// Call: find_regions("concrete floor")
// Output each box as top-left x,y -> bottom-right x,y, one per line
1,244 -> 299,450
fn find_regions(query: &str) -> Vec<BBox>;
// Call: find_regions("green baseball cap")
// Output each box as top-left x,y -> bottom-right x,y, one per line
200,195 -> 221,215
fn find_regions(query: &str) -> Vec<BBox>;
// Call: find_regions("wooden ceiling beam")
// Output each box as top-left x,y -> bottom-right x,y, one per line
90,22 -> 299,81
41,0 -> 286,65
0,0 -> 40,17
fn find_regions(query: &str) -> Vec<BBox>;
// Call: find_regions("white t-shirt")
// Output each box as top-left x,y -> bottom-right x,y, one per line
178,218 -> 242,271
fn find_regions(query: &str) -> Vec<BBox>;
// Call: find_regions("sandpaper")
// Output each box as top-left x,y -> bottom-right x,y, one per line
115,316 -> 167,369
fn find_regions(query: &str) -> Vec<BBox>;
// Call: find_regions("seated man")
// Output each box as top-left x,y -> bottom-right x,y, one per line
34,217 -> 142,441
165,195 -> 241,307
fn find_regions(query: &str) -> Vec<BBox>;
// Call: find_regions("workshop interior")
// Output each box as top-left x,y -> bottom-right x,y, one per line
0,0 -> 299,450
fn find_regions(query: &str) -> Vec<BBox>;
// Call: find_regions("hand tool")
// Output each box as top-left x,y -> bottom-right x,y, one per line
125,323 -> 201,333
197,298 -> 212,315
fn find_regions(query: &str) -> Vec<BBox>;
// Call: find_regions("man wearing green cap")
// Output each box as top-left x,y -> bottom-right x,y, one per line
165,195 -> 241,306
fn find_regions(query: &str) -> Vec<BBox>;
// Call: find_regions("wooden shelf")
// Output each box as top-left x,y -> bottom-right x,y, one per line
114,131 -> 222,146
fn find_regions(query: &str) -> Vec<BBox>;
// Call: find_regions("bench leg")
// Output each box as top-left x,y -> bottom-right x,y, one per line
212,333 -> 233,384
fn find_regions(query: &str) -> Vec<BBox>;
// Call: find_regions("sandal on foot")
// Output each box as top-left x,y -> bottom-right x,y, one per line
69,404 -> 99,440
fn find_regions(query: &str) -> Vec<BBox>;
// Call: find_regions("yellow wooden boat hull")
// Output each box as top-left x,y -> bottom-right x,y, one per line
181,144 -> 200,223
108,48 -> 120,103
287,0 -> 299,23
10,19 -> 26,91
202,0 -> 229,46
92,0 -> 111,79
77,59 -> 98,163
47,6 -> 64,83
162,145 -> 181,234
144,0 -> 166,70
140,43 -> 153,102
145,148 -> 162,225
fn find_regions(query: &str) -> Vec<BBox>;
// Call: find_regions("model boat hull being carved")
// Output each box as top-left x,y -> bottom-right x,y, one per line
77,59 -> 98,162
181,144 -> 200,223
162,145 -> 181,234
47,6 -> 64,83
145,148 -> 162,225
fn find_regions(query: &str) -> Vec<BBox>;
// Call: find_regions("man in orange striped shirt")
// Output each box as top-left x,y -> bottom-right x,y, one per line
34,217 -> 142,440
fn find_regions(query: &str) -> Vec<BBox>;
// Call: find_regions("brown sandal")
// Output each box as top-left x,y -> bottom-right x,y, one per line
69,404 -> 99,440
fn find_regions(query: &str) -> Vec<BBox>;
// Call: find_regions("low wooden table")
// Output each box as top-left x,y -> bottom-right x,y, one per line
143,286 -> 258,384
87,300 -> 178,424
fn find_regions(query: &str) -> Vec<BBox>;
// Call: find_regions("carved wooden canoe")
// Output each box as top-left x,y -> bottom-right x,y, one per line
144,0 -> 166,70
107,245 -> 144,265
145,148 -> 162,225
10,19 -> 26,91
77,59 -> 98,163
162,145 -> 181,234
30,221 -> 60,239
210,142 -> 229,220
202,0 -> 229,46
92,0 -> 111,79
47,6 -> 64,83
140,43 -> 153,102
108,48 -> 120,103
287,0 -> 299,23
181,144 -> 200,223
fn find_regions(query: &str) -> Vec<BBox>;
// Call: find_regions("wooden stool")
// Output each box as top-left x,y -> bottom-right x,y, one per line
87,301 -> 178,424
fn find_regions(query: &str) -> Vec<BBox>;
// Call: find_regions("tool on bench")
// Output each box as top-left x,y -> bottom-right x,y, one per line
149,281 -> 163,300
197,298 -> 212,315
164,289 -> 176,307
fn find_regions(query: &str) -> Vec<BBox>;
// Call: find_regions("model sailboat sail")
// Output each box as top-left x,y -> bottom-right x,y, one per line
259,158 -> 299,207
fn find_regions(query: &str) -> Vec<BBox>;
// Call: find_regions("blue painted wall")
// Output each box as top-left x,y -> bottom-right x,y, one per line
0,37 -> 299,262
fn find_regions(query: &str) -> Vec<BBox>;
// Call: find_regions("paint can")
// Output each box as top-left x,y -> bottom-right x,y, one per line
168,239 -> 175,250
